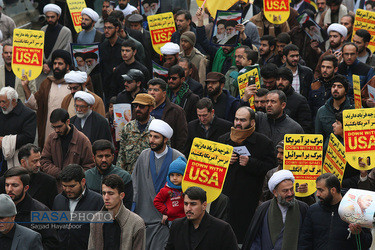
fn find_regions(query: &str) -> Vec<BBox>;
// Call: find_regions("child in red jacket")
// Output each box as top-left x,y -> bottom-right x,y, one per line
153,156 -> 186,226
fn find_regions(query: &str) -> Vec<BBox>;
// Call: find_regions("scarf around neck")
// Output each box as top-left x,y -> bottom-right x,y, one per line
212,45 -> 237,72
167,81 -> 189,106
230,124 -> 255,144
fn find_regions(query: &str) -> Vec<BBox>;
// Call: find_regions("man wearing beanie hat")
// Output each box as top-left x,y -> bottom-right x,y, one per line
116,93 -> 155,173
22,49 -> 73,148
0,1 -> 16,45
338,42 -> 375,101
132,119 -> 185,249
242,170 -> 309,250
61,71 -> 105,118
39,4 -> 72,87
70,91 -> 112,144
315,74 -> 353,151
276,67 -> 313,133
0,194 -> 43,249
154,156 -> 186,225
74,8 -> 102,44
314,23 -> 346,79
179,32 -> 207,84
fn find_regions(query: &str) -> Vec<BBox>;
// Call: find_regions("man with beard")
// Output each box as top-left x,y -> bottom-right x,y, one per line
205,72 -> 239,122
242,170 -> 309,249
0,43 -> 36,102
213,19 -> 227,44
132,119 -> 185,250
61,71 -> 105,117
84,52 -> 103,99
100,16 -> 125,107
337,43 -> 375,102
17,144 -> 57,209
314,23 -> 346,79
281,44 -> 313,98
115,0 -> 137,17
340,15 -> 354,42
276,67 -> 313,133
4,167 -> 59,249
74,53 -> 87,72
315,74 -> 353,150
260,63 -> 278,90
353,29 -> 375,65
258,35 -> 276,67
256,90 -> 304,147
75,8 -> 102,44
218,106 -> 277,244
179,31 -> 207,85
318,0 -> 350,29
52,164 -> 103,250
70,91 -> 112,144
178,58 -> 203,97
0,87 -> 36,176
110,39 -> 149,99
22,49 -> 72,148
219,20 -> 239,45
85,139 -> 133,209
254,88 -> 269,112
95,0 -> 111,32
160,42 -> 181,69
165,186 -> 238,250
309,55 -> 338,119
299,173 -> 372,249
40,108 -> 94,179
166,65 -> 200,122
116,69 -> 147,105
315,0 -> 327,22
37,4 -> 72,88
116,94 -> 155,173
184,97 -> 232,156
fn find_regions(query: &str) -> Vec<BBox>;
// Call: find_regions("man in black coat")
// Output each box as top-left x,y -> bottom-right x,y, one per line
218,106 -> 277,244
276,67 -> 313,133
70,91 -> 112,144
4,167 -> 59,249
52,164 -> 103,250
165,186 -> 238,250
242,170 -> 309,249
0,87 -> 36,176
184,98 -> 232,157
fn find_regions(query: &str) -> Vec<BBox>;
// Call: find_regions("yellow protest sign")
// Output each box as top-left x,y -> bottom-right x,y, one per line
353,9 -> 375,52
353,74 -> 362,109
283,134 -> 323,197
12,29 -> 44,81
66,0 -> 86,33
237,65 -> 261,109
343,109 -> 375,171
323,134 -> 346,183
197,0 -> 249,18
147,12 -> 176,55
263,0 -> 290,24
182,138 -> 233,203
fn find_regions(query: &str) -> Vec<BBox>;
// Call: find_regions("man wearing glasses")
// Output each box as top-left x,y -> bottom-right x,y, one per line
116,93 -> 155,174
40,108 -> 94,179
61,71 -> 105,117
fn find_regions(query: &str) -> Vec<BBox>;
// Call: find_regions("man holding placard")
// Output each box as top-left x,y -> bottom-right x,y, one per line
218,106 -> 277,243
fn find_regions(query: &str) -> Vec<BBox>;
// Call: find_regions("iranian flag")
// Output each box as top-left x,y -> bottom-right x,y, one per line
217,11 -> 242,22
72,44 -> 99,54
152,61 -> 168,78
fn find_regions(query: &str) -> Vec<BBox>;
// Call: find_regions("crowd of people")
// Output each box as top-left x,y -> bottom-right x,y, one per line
1,0 -> 375,248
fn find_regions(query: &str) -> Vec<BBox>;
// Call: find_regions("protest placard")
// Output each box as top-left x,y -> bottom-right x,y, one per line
70,43 -> 100,74
323,134 -> 346,183
182,138 -> 233,203
12,29 -> 44,81
210,11 -> 241,46
147,12 -> 176,55
237,65 -> 261,109
339,188 -> 375,228
353,9 -> 375,52
113,104 -> 132,141
140,0 -> 160,16
66,0 -> 87,33
283,134 -> 323,197
263,0 -> 290,24
343,109 -> 375,171
353,74 -> 362,109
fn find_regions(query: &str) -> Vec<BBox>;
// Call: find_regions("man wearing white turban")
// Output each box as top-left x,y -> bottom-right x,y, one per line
132,118 -> 185,250
74,8 -> 103,44
37,3 -> 72,88
69,91 -> 112,144
160,42 -> 181,68
242,170 -> 309,250
61,71 -> 105,118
